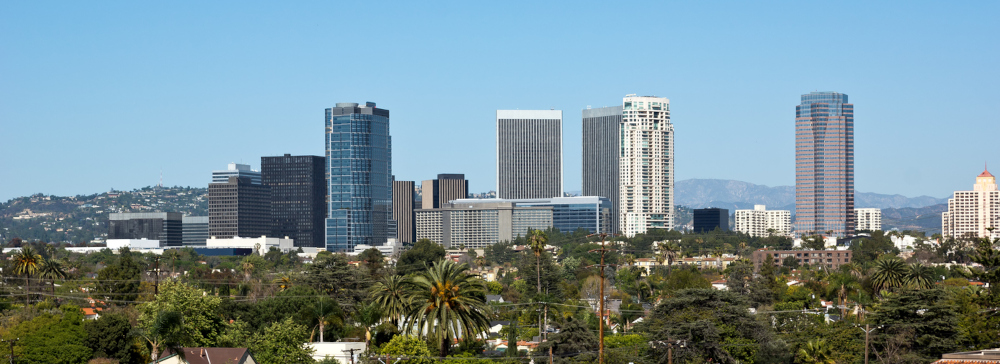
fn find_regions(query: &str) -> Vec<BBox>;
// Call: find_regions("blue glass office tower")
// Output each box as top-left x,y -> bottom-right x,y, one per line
325,102 -> 393,252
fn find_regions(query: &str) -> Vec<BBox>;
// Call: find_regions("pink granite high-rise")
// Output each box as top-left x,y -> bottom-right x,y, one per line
795,92 -> 855,237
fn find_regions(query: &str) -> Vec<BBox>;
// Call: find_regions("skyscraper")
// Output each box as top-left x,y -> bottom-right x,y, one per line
326,102 -> 393,252
208,176 -> 271,239
262,154 -> 327,248
212,163 -> 262,185
795,92 -> 855,237
582,105 -> 623,234
421,174 -> 469,209
619,95 -> 674,236
393,180 -> 416,244
496,110 -> 562,199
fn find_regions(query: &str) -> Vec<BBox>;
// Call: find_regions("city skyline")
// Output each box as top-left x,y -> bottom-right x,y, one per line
2,2 -> 998,202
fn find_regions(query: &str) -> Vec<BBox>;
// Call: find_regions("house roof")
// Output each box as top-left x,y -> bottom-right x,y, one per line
934,348 -> 1000,364
159,347 -> 254,364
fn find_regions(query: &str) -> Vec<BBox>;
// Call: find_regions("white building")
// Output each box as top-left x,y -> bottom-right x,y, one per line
734,205 -> 791,237
211,162 -> 262,185
942,167 -> 1000,240
855,208 -> 882,231
619,95 -> 674,236
205,236 -> 294,255
107,238 -> 163,250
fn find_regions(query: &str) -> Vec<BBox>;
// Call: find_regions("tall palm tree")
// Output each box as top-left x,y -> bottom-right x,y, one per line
240,256 -> 255,282
305,297 -> 343,343
905,263 -> 935,289
661,242 -> 680,269
12,246 -> 42,305
475,255 -> 486,269
826,273 -> 860,319
39,257 -> 68,296
871,256 -> 908,295
403,259 -> 490,357
273,275 -> 292,292
163,249 -> 181,276
712,247 -> 724,271
371,275 -> 410,327
528,229 -> 548,294
797,339 -> 835,364
355,302 -> 382,351
138,310 -> 185,362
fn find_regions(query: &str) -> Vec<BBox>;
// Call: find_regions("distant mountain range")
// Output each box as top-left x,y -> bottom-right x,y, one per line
675,179 -> 948,211
674,179 -> 949,233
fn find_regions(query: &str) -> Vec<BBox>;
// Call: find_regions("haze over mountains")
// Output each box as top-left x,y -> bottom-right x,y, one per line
675,179 -> 948,211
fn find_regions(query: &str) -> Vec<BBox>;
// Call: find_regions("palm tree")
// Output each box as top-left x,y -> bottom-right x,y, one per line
138,310 -> 185,362
871,256 -> 908,295
528,229 -> 548,294
826,273 -> 860,319
712,247 -> 724,271
12,246 -> 42,305
797,339 -> 835,364
623,254 -> 636,267
306,297 -> 343,343
39,257 -> 68,296
240,256 -> 255,282
402,259 -> 490,357
661,242 -> 680,269
273,275 -> 292,292
475,255 -> 486,269
905,263 -> 935,289
371,275 -> 410,327
355,302 -> 382,351
163,249 -> 181,276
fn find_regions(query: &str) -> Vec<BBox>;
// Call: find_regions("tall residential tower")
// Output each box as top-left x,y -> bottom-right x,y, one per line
496,110 -> 563,199
619,95 -> 674,236
942,167 -> 1000,240
325,102 -> 393,252
795,92 -> 855,237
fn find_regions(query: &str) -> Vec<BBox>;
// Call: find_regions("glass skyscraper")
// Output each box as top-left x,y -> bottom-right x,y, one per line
325,102 -> 393,252
795,92 -> 854,237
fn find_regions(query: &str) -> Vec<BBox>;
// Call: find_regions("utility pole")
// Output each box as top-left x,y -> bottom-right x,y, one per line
2,338 -> 18,364
587,232 -> 615,364
343,348 -> 358,364
152,256 -> 160,295
859,324 -> 879,364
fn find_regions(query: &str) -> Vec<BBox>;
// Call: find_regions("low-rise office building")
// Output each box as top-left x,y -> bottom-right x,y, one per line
108,212 -> 183,247
693,208 -> 729,232
855,208 -> 882,232
181,216 -> 209,245
415,196 -> 611,249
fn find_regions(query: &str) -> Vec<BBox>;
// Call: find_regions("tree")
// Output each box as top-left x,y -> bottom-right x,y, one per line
397,239 -> 446,276
39,256 -> 67,295
528,229 -> 548,294
372,275 -> 410,327
96,247 -> 144,303
905,263 -> 935,289
301,252 -> 367,308
379,335 -> 434,364
802,235 -> 825,251
355,302 -> 383,350
641,289 -> 788,364
136,310 -> 185,362
5,305 -> 92,364
359,247 -> 385,276
796,339 -> 835,364
84,312 -> 144,364
870,288 -> 960,362
871,256 -> 908,295
137,281 -> 223,348
537,316 -> 597,359
303,297 -> 343,343
12,245 -> 42,304
248,318 -> 315,364
240,255 -> 257,282
402,259 -> 490,356
162,249 -> 181,275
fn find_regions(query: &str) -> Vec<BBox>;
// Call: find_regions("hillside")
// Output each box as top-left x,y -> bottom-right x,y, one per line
880,204 -> 947,234
0,186 -> 208,244
676,179 -> 948,211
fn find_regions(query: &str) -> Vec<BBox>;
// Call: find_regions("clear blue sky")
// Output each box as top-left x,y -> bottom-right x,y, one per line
2,1 -> 997,202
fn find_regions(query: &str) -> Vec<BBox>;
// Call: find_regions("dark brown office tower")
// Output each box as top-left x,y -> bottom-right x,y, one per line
262,154 -> 327,247
421,174 -> 469,209
795,92 -> 855,237
209,176 -> 271,239
393,180 -> 416,243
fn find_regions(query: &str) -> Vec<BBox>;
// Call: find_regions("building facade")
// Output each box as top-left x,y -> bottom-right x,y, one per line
582,105 -> 623,235
393,180 -> 416,244
261,154 -> 327,248
496,110 -> 562,199
181,216 -> 209,245
208,176 -> 271,239
212,163 -> 262,185
854,208 -> 882,232
942,168 -> 1000,240
108,212 -> 183,246
795,91 -> 855,237
734,205 -> 791,237
693,208 -> 729,232
325,102 -> 393,252
619,95 -> 674,236
421,174 -> 468,209
752,249 -> 852,270
415,196 -> 611,248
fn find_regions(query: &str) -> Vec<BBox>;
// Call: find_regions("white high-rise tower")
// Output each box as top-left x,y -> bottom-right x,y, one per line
618,95 -> 674,236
